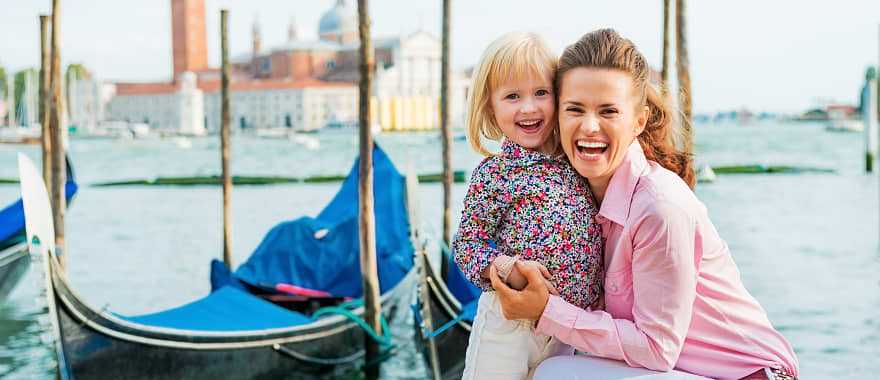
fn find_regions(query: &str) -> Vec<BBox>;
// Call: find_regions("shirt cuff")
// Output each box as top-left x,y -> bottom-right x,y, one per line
535,295 -> 580,338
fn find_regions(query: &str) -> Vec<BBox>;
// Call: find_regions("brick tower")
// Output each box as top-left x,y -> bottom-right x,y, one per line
170,0 -> 208,81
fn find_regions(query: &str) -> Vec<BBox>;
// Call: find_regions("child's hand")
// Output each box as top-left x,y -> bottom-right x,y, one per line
509,260 -> 559,295
505,266 -> 528,290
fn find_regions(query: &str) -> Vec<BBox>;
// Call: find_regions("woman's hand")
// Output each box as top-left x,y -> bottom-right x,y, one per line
489,261 -> 552,321
505,260 -> 559,295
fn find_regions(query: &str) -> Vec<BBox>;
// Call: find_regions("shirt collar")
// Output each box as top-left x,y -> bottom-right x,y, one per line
500,139 -> 555,167
598,141 -> 649,227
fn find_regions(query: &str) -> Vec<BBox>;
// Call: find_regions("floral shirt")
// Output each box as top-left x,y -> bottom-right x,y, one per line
453,140 -> 603,310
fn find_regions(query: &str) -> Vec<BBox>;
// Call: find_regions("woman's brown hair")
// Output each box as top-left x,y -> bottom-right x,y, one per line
555,28 -> 696,188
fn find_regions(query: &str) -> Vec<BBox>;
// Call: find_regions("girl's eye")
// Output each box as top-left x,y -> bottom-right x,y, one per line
601,108 -> 619,116
505,93 -> 519,100
565,107 -> 583,113
536,89 -> 549,96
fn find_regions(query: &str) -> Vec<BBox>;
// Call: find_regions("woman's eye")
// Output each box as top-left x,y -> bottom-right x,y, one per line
505,93 -> 519,100
565,107 -> 583,113
601,108 -> 619,115
536,89 -> 549,96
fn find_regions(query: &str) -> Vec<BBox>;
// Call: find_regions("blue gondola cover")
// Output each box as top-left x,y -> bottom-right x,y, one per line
123,286 -> 312,331
0,181 -> 77,248
444,250 -> 481,322
222,145 -> 414,297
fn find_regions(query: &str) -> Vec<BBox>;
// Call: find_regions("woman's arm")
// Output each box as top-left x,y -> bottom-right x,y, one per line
495,201 -> 698,371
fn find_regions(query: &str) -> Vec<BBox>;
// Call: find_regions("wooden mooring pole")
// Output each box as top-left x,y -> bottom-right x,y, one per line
676,0 -> 693,156
864,66 -> 878,173
48,0 -> 67,269
40,15 -> 53,188
661,0 -> 672,95
440,0 -> 453,248
220,9 -> 233,269
357,1 -> 381,378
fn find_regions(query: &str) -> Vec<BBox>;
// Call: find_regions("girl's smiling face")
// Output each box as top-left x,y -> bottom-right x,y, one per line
490,73 -> 556,152
558,67 -> 647,194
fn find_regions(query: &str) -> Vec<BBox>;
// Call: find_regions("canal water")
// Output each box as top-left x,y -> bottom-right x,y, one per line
0,122 -> 877,378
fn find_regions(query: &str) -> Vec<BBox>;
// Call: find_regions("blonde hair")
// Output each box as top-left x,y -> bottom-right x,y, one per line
467,32 -> 558,156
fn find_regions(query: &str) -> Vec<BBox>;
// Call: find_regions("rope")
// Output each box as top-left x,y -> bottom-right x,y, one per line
312,302 -> 393,347
412,300 -> 465,340
272,299 -> 396,366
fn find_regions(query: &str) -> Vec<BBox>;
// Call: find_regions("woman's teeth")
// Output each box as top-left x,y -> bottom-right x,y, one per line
576,140 -> 608,155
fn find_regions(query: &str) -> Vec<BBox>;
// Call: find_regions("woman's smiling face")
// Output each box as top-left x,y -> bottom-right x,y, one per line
558,67 -> 648,192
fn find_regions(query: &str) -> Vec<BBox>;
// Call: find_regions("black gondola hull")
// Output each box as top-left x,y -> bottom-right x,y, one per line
52,263 -> 406,380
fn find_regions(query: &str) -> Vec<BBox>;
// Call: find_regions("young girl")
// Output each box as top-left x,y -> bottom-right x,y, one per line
452,32 -> 604,380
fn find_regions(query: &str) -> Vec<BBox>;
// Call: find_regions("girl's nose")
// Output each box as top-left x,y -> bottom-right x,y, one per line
521,98 -> 538,113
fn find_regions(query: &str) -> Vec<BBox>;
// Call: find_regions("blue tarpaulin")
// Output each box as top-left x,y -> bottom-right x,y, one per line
123,286 -> 312,331
443,249 -> 481,322
230,144 -> 413,297
123,146 -> 414,331
0,181 -> 77,249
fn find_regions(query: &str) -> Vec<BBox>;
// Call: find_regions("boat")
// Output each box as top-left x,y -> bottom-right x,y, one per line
825,105 -> 864,132
0,158 -> 77,299
825,118 -> 864,132
413,243 -> 480,379
18,145 -> 423,379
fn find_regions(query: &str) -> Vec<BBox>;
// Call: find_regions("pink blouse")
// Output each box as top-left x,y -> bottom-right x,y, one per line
535,142 -> 799,379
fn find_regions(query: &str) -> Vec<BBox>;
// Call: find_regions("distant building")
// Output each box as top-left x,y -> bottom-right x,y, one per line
109,72 -> 205,135
12,69 -> 39,127
105,0 -> 470,134
68,74 -> 117,133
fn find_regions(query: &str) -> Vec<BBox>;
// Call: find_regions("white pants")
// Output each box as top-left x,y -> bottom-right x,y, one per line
533,355 -> 711,380
462,292 -> 574,380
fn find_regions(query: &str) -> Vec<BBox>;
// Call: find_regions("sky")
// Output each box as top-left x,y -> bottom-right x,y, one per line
1,0 -> 878,114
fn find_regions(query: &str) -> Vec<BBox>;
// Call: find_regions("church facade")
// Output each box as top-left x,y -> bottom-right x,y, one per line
106,0 -> 470,134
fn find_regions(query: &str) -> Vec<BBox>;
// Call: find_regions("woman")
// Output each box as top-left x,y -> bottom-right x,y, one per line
488,29 -> 799,380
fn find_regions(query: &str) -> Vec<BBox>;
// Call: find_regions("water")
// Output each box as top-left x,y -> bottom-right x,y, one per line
0,122 -> 877,378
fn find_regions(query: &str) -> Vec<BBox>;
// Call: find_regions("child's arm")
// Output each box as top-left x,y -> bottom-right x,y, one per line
452,159 -> 510,290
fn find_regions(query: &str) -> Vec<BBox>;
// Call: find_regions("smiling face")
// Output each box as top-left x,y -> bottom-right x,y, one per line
490,73 -> 556,152
558,67 -> 648,200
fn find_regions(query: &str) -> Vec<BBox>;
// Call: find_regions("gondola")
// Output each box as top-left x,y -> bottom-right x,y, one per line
413,242 -> 481,379
0,158 -> 77,299
18,146 -> 421,380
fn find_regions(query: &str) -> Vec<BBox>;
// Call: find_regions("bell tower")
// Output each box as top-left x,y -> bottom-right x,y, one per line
170,0 -> 208,81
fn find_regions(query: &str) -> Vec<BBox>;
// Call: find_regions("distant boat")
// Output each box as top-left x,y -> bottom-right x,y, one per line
0,157 -> 77,299
18,146 -> 422,379
290,134 -> 320,150
171,136 -> 192,149
825,119 -> 864,132
0,125 -> 42,144
825,105 -> 863,132
696,164 -> 717,183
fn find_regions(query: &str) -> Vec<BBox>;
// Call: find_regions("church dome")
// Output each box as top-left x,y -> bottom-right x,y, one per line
318,0 -> 357,39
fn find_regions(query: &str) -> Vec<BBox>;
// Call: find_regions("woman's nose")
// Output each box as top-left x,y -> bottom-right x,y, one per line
580,116 -> 600,133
